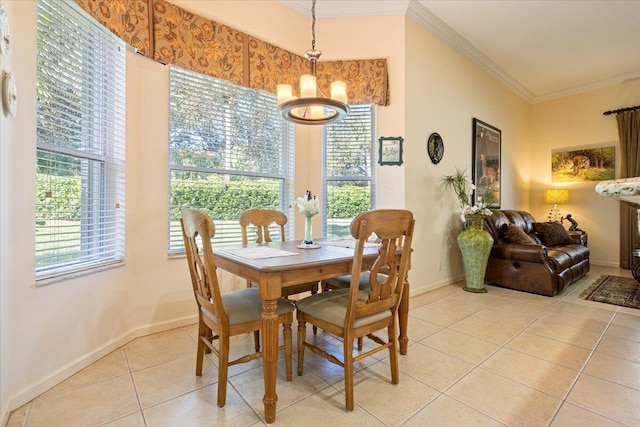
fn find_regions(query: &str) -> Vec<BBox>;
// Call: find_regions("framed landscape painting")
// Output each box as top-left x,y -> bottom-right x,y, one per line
551,145 -> 615,182
472,118 -> 501,208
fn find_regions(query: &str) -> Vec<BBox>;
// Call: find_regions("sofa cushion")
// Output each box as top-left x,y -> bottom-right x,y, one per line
533,222 -> 574,247
506,224 -> 536,244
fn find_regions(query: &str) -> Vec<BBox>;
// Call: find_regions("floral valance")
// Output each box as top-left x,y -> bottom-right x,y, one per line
73,0 -> 153,57
73,0 -> 388,106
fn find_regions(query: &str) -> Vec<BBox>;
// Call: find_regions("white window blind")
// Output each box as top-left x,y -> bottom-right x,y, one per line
323,104 -> 376,237
168,66 -> 295,252
36,0 -> 126,280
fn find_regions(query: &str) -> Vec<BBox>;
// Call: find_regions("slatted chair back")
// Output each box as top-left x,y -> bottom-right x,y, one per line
180,209 -> 226,328
239,209 -> 287,244
238,209 -> 320,301
346,209 -> 414,329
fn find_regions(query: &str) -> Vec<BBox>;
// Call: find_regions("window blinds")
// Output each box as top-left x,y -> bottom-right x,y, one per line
36,0 -> 126,279
168,66 -> 295,252
323,104 -> 376,237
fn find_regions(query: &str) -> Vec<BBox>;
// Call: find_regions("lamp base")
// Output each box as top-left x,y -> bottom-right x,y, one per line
547,203 -> 562,222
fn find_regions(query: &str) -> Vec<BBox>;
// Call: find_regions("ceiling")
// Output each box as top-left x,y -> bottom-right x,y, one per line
279,0 -> 640,103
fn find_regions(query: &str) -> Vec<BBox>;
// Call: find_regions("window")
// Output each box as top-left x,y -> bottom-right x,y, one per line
322,104 -> 376,237
36,0 -> 126,280
168,66 -> 295,252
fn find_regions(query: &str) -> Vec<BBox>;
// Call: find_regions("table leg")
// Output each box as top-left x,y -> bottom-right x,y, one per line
398,279 -> 409,355
262,298 -> 279,423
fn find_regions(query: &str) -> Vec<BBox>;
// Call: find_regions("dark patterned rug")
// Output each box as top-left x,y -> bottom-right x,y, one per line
580,275 -> 640,309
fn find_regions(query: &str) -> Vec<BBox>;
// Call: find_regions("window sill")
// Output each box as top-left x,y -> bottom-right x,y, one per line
35,260 -> 126,287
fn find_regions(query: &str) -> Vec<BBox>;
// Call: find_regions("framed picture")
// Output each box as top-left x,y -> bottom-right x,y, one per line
472,118 -> 501,208
551,145 -> 615,182
378,136 -> 404,166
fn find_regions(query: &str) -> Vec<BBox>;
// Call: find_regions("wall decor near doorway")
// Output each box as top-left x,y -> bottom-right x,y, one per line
427,132 -> 444,164
472,118 -> 501,208
551,145 -> 616,182
378,136 -> 404,166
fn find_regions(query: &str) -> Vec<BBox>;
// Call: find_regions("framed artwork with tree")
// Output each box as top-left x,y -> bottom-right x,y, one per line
551,145 -> 615,182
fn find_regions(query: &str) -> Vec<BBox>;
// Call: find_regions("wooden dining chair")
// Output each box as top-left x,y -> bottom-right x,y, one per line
239,209 -> 320,299
180,209 -> 294,408
295,209 -> 415,411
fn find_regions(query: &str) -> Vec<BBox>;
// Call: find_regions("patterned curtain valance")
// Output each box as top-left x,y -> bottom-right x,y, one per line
73,0 -> 153,57
152,0 -> 247,86
317,59 -> 388,106
73,0 -> 388,106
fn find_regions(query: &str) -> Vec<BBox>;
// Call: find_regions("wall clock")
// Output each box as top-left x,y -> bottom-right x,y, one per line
427,132 -> 444,164
3,71 -> 17,117
0,5 -> 9,56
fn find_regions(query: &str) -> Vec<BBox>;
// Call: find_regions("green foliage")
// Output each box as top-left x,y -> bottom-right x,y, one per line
36,174 -> 81,220
440,168 -> 472,209
169,176 -> 281,220
37,173 -> 371,222
327,184 -> 371,218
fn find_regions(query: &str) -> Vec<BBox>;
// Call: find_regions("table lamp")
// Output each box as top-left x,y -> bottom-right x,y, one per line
544,189 -> 569,222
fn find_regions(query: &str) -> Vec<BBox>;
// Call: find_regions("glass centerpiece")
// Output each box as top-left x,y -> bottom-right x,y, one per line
297,190 -> 321,249
441,168 -> 494,293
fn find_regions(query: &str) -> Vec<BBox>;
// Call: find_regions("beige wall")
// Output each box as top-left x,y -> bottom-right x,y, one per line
530,80 -> 640,266
0,1 -> 407,417
403,17 -> 532,291
1,0 -> 637,420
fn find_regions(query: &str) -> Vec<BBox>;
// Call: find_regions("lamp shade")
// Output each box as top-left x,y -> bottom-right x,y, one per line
544,189 -> 569,204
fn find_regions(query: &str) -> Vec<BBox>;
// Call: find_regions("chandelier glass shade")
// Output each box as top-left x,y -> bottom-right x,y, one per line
276,0 -> 349,125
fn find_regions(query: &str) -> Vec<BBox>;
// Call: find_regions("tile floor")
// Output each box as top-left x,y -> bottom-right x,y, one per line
7,265 -> 640,426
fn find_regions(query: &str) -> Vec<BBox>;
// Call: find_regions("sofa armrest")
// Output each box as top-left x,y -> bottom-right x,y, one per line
568,231 -> 588,246
490,243 -> 548,263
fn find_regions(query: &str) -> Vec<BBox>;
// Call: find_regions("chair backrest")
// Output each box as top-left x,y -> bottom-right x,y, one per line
180,209 -> 227,326
239,209 -> 287,244
346,209 -> 415,325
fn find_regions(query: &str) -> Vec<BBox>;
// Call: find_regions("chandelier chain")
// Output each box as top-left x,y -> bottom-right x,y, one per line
311,0 -> 316,50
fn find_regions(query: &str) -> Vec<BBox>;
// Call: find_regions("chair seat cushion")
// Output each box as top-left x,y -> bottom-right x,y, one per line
324,272 -> 388,290
296,289 -> 391,328
202,288 -> 294,326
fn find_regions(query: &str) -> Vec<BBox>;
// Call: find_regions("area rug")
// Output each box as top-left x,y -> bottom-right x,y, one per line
579,275 -> 640,309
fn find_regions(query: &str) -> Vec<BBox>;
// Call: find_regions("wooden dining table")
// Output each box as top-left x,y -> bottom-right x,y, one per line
214,238 -> 410,424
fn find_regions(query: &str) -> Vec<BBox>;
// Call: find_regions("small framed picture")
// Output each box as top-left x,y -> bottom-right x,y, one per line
378,136 -> 404,166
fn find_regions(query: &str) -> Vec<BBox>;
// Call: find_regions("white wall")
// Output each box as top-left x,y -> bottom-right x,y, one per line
403,17 -> 532,291
530,80 -> 640,266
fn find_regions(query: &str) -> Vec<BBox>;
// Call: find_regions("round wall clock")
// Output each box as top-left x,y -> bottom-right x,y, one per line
427,132 -> 444,164
3,71 -> 17,117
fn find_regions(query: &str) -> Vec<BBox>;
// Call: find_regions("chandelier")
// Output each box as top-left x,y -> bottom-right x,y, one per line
277,0 -> 349,125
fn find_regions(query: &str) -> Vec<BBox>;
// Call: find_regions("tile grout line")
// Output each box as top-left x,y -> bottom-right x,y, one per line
545,305 -> 621,426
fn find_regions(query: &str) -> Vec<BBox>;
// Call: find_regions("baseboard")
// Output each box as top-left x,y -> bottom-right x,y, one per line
409,274 -> 464,297
0,401 -> 10,427
2,314 -> 198,422
590,260 -> 621,268
0,277 -> 465,423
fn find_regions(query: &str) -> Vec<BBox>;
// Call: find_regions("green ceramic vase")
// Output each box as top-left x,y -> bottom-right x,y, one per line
457,215 -> 493,293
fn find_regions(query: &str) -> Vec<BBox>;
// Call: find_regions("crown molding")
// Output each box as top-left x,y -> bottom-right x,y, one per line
406,1 -> 535,103
280,0 -> 636,103
532,71 -> 640,103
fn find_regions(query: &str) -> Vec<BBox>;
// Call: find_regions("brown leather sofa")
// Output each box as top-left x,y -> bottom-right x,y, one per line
484,210 -> 590,296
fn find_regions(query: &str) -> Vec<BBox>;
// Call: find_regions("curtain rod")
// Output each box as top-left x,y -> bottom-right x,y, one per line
603,105 -> 640,115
